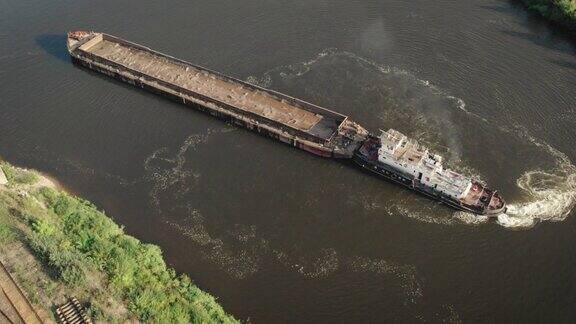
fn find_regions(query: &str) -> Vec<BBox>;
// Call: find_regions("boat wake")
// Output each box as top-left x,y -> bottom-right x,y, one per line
249,48 -> 576,229
450,126 -> 576,229
496,132 -> 576,228
142,133 -> 431,312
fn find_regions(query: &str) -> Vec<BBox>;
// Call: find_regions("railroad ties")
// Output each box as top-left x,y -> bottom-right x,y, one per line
55,298 -> 92,324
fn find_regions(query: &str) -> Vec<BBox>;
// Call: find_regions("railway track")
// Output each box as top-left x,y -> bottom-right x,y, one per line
56,298 -> 92,324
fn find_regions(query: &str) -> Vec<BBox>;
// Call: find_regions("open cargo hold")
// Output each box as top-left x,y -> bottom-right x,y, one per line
67,32 -> 368,158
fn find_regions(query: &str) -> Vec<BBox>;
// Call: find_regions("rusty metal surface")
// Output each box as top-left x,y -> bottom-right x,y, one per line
56,298 -> 92,324
87,39 -> 323,132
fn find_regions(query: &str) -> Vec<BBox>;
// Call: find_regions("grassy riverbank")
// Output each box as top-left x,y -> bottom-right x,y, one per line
519,0 -> 576,30
0,161 -> 238,323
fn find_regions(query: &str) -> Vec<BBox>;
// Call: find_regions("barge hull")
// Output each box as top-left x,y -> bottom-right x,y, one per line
70,56 -> 332,155
67,32 -> 366,158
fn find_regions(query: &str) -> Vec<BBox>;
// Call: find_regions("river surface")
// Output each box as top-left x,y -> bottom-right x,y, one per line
2,0 -> 576,322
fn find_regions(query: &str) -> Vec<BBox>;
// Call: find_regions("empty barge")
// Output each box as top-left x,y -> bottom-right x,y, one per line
67,31 -> 368,158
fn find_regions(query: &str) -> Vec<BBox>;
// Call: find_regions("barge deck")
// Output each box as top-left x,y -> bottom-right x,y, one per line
67,31 -> 368,158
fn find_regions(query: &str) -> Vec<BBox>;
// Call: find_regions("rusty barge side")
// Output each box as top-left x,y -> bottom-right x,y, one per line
67,32 -> 368,158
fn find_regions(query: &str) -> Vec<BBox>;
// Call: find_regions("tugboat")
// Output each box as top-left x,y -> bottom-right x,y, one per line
353,129 -> 506,216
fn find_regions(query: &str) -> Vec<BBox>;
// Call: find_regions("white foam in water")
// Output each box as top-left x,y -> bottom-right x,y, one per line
248,49 -> 576,229
496,130 -> 576,228
452,132 -> 576,229
453,211 -> 489,225
447,95 -> 467,112
497,168 -> 576,228
345,256 -> 423,305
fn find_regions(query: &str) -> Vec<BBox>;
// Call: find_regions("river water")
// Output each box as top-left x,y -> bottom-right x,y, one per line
2,0 -> 576,322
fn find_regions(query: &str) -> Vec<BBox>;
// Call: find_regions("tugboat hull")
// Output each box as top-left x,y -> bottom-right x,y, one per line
353,153 -> 506,216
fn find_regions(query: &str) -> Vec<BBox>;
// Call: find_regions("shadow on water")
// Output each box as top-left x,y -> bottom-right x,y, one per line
550,59 -> 576,70
35,34 -> 69,62
480,1 -> 576,70
478,4 -> 521,15
501,30 -> 576,55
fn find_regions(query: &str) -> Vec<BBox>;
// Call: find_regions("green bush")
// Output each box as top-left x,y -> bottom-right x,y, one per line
0,163 -> 38,185
31,188 -> 237,323
0,163 -> 16,181
0,160 -> 237,323
26,227 -> 88,286
0,205 -> 15,244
